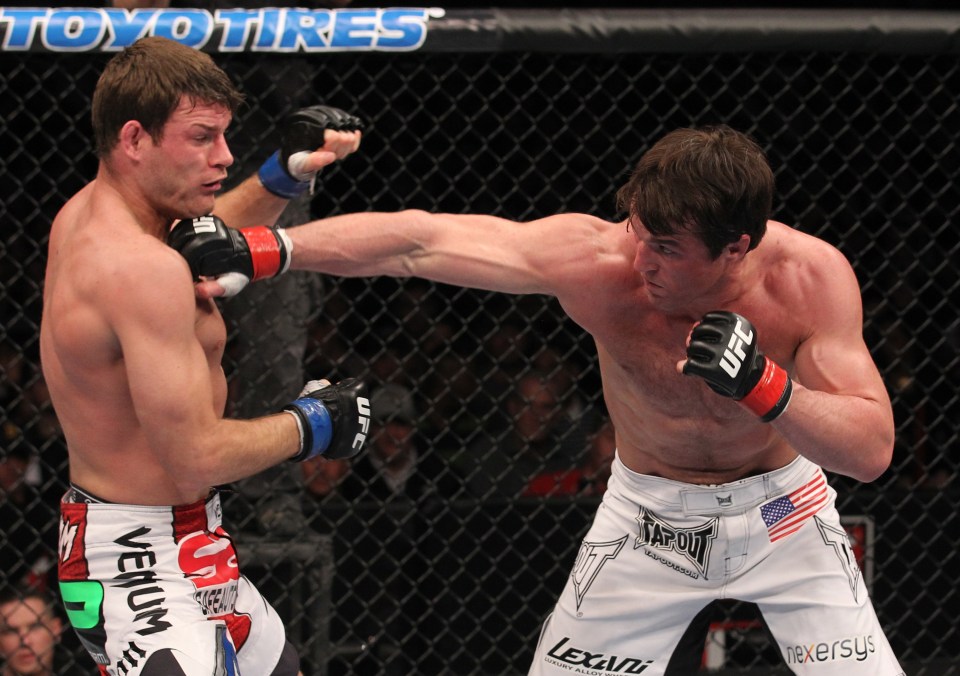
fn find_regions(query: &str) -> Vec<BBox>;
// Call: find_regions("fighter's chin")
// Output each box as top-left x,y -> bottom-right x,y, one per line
196,195 -> 217,215
173,197 -> 217,221
643,282 -> 667,302
644,286 -> 681,312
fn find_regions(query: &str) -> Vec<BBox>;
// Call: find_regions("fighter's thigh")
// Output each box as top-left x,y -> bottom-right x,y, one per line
530,517 -> 717,674
136,623 -> 238,676
135,604 -> 295,676
233,576 -> 295,675
754,512 -> 903,675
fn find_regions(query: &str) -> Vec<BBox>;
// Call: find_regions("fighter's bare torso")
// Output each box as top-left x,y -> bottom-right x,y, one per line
40,181 -> 227,504
556,218 -> 815,484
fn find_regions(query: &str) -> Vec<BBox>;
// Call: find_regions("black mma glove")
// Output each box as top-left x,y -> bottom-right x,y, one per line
167,215 -> 292,297
682,311 -> 793,422
284,378 -> 370,462
258,105 -> 364,199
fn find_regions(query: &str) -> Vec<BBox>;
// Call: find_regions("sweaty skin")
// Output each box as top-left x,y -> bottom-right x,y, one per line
242,210 -> 893,485
40,98 -> 361,505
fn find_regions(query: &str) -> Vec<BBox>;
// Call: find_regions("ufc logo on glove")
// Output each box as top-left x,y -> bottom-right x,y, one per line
191,216 -> 218,234
683,311 -> 792,422
720,320 -> 754,377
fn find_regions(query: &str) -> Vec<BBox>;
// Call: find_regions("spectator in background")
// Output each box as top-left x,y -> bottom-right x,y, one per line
420,347 -> 491,453
303,314 -> 366,387
306,383 -> 461,504
0,450 -> 35,589
467,311 -> 538,407
524,416 -> 615,498
1,357 -> 66,596
0,586 -> 64,676
303,384 -> 461,675
8,372 -> 69,496
300,455 -> 350,505
463,371 -> 587,500
0,444 -> 59,594
380,279 -> 455,366
0,345 -> 25,415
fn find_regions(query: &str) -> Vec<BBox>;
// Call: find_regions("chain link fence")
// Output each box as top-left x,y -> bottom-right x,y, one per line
1,8 -> 958,675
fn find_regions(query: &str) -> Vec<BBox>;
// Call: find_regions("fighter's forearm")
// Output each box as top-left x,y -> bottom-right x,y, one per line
772,383 -> 895,483
214,107 -> 363,228
286,209 -> 552,295
286,210 -> 429,278
150,414 -> 300,495
214,174 -> 292,229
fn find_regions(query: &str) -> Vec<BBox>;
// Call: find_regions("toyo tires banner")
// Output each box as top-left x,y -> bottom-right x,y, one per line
0,6 -> 445,52
5,8 -> 960,54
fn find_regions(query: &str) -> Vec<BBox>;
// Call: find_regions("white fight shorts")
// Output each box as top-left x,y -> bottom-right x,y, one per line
529,454 -> 904,675
58,488 -> 290,675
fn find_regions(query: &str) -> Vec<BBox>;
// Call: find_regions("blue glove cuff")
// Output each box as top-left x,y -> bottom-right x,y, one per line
258,151 -> 309,199
290,397 -> 333,460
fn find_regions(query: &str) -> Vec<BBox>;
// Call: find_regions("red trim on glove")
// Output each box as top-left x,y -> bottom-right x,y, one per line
241,226 -> 282,280
740,357 -> 792,420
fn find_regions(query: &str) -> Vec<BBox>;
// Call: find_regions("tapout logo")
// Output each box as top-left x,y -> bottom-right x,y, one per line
634,506 -> 717,578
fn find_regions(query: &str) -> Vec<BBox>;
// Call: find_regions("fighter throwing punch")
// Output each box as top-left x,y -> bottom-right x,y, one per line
41,37 -> 368,675
172,125 -> 903,674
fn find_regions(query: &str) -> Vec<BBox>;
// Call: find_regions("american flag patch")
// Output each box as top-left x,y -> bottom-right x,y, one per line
759,472 -> 829,542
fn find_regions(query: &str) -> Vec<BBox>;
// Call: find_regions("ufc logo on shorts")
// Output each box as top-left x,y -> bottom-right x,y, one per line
720,320 -> 754,377
192,216 -> 217,233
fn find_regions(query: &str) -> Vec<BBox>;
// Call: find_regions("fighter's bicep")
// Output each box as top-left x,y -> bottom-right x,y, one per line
794,332 -> 885,401
420,213 -> 599,295
109,257 -> 218,446
792,265 -> 887,404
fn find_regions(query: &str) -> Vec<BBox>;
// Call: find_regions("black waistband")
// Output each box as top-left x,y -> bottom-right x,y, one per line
63,483 -> 111,504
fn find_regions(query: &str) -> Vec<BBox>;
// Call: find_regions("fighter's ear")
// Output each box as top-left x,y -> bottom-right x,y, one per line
724,234 -> 751,260
118,120 -> 150,159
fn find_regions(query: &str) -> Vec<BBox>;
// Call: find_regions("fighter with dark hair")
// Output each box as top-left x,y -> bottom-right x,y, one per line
172,125 -> 903,674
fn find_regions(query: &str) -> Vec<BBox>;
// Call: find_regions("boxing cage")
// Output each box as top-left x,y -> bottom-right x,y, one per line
1,7 -> 958,675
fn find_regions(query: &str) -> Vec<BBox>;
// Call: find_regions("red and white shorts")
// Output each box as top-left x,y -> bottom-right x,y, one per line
58,488 -> 288,675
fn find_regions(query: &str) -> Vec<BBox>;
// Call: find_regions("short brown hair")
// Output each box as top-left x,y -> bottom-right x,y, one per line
616,125 -> 774,258
92,37 -> 243,157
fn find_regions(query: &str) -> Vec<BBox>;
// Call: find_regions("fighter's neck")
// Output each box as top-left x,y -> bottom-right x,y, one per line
662,262 -> 757,322
94,165 -> 172,239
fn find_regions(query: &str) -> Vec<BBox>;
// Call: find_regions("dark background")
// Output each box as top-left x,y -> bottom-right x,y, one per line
1,7 -> 958,675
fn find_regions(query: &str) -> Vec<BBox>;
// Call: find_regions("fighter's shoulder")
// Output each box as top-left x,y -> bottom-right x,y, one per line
536,212 -> 614,232
101,229 -> 187,280
761,222 -> 860,312
86,226 -> 195,322
528,213 -> 624,253
533,215 -> 632,298
766,221 -> 854,276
